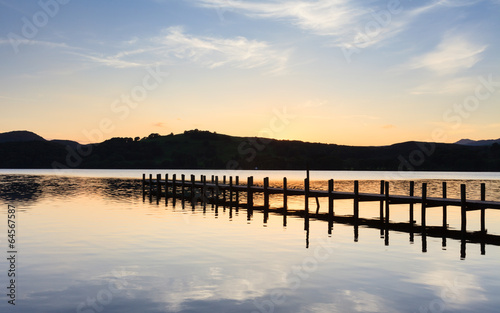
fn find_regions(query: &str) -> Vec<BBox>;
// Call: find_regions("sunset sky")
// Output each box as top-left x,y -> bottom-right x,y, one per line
1,0 -> 499,146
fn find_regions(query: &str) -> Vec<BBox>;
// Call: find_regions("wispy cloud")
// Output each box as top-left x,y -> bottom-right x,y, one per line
1,27 -> 289,74
150,26 -> 289,74
193,0 -> 444,49
406,35 -> 487,75
410,76 -> 480,95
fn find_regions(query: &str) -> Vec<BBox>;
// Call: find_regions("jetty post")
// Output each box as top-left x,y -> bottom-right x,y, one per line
328,179 -> 334,234
461,184 -> 467,243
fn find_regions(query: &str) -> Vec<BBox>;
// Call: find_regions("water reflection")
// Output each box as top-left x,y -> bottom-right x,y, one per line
1,174 -> 500,313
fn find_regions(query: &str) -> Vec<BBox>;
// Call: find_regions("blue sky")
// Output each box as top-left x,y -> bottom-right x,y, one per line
1,0 -> 499,145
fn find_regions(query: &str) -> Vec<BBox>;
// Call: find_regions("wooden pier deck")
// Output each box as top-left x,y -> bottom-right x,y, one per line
142,173 -> 500,257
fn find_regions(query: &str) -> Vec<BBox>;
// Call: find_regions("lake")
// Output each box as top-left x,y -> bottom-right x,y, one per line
1,169 -> 500,313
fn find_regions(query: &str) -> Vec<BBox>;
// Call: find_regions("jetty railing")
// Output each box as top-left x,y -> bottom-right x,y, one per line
142,173 -> 500,257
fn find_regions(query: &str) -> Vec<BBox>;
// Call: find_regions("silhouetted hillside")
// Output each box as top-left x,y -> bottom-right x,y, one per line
0,131 -> 45,143
455,138 -> 500,146
1,130 -> 500,171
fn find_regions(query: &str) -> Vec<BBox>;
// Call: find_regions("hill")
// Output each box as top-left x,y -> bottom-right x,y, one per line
455,138 -> 500,146
1,130 -> 500,171
0,130 -> 46,143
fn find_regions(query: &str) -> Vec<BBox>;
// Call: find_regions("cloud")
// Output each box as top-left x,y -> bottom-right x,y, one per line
410,76 -> 480,95
407,35 -> 487,75
1,27 -> 289,74
150,26 -> 289,74
153,122 -> 166,128
193,0 -> 443,49
382,124 -> 396,129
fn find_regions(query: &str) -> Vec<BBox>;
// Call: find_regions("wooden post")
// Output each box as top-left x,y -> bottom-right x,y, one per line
384,181 -> 390,224
461,184 -> 467,239
283,177 -> 288,227
354,180 -> 359,220
235,176 -> 239,211
283,177 -> 288,212
156,174 -> 161,199
263,177 -> 270,208
181,174 -> 185,199
172,174 -> 176,198
409,181 -> 415,224
223,175 -> 226,204
229,176 -> 233,207
442,181 -> 447,248
407,181 -> 413,242
247,176 -> 253,209
215,176 -> 219,205
481,183 -> 486,234
191,174 -> 195,200
379,180 -> 384,223
304,178 -> 309,230
328,179 -> 334,224
149,174 -> 153,195
142,174 -> 146,194
442,182 -> 447,229
165,174 -> 169,199
421,183 -> 427,235
202,175 -> 207,204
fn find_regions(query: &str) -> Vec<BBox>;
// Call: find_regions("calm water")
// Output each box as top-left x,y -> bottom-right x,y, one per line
1,170 -> 500,313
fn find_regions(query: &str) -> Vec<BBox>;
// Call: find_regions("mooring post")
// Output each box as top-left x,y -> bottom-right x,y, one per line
379,180 -> 384,223
202,175 -> 207,204
283,177 -> 288,227
481,183 -> 486,234
172,174 -> 177,198
229,176 -> 233,206
442,182 -> 447,229
304,178 -> 309,230
409,181 -> 415,224
149,174 -> 153,195
191,174 -> 195,200
304,177 -> 310,212
181,174 -> 185,199
142,174 -> 146,194
247,176 -> 254,209
223,175 -> 227,204
354,180 -> 359,220
328,179 -> 334,221
165,174 -> 169,199
156,174 -> 161,199
385,181 -> 390,224
235,176 -> 240,210
422,183 -> 427,235
283,177 -> 288,212
461,184 -> 467,239
215,176 -> 220,205
442,181 -> 447,248
263,177 -> 270,208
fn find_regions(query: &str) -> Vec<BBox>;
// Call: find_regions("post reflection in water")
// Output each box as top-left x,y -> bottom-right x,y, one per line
154,185 -> 495,260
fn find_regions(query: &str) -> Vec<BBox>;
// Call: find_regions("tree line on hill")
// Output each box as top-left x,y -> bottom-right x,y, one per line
1,129 -> 500,171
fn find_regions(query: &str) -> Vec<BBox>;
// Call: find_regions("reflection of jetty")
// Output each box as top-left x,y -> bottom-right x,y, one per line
142,173 -> 500,258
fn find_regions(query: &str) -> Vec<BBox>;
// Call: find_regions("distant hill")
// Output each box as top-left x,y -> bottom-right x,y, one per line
0,131 -> 46,143
455,138 -> 500,146
50,139 -> 82,150
1,130 -> 500,171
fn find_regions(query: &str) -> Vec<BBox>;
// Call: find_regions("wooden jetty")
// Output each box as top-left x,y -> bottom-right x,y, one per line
142,173 -> 500,258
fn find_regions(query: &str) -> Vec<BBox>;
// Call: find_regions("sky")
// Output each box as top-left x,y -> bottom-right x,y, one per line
1,0 -> 500,146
